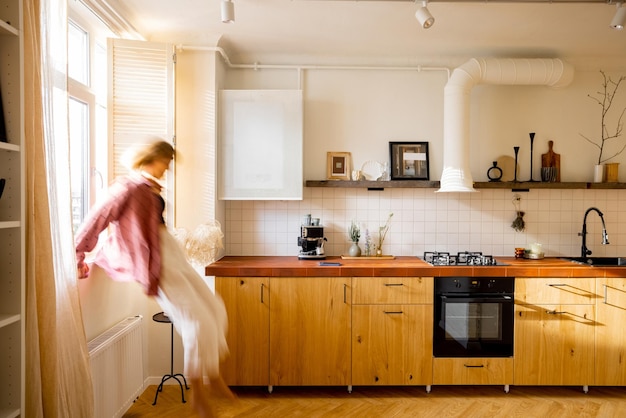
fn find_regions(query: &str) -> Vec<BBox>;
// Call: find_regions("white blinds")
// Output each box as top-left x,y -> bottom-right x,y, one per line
108,38 -> 173,179
108,38 -> 175,221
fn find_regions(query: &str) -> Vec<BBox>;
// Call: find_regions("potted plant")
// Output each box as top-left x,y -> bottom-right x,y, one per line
580,70 -> 626,182
348,220 -> 361,257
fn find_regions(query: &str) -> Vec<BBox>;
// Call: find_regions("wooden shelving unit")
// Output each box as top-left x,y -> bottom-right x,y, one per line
0,0 -> 24,416
305,180 -> 626,190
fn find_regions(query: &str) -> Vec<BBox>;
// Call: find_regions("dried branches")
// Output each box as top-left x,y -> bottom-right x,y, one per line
580,70 -> 626,165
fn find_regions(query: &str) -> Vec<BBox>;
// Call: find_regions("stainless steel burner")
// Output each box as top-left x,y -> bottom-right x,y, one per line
423,251 -> 507,266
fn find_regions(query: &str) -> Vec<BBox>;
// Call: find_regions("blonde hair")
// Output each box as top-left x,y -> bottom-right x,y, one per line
129,140 -> 175,170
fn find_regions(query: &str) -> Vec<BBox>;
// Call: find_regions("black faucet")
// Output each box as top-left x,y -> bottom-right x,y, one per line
579,207 -> 610,258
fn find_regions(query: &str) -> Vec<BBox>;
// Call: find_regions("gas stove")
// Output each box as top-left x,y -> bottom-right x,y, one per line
423,251 -> 508,266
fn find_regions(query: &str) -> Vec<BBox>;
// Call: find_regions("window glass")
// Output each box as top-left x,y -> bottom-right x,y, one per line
69,97 -> 89,232
68,21 -> 89,85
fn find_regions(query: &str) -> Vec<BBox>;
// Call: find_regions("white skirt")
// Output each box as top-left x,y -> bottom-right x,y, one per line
155,226 -> 229,379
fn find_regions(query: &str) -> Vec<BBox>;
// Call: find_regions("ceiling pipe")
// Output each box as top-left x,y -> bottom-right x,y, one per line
437,57 -> 574,192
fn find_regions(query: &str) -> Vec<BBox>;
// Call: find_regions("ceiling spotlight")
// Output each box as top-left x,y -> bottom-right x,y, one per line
415,1 -> 434,29
611,2 -> 626,30
221,0 -> 235,24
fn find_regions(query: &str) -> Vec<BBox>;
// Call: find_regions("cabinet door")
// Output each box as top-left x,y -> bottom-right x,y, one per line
352,304 -> 432,385
269,277 -> 351,386
216,277 -> 270,386
514,304 -> 595,385
596,278 -> 626,385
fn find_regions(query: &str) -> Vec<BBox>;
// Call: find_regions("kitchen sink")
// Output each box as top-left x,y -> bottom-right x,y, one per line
562,256 -> 626,267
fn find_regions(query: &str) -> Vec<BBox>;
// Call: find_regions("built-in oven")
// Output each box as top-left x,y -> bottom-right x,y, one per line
434,277 -> 515,357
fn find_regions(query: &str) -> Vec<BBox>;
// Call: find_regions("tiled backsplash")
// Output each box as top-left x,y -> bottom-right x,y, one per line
224,187 -> 626,258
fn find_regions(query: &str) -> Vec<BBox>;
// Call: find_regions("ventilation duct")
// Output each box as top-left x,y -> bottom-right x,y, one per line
437,57 -> 574,192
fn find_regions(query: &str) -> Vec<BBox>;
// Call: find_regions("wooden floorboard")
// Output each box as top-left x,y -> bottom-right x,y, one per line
123,385 -> 626,418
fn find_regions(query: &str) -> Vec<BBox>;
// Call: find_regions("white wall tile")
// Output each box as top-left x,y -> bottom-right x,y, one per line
223,188 -> 623,258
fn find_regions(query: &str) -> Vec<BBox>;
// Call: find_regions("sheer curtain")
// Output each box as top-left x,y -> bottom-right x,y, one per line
24,0 -> 94,416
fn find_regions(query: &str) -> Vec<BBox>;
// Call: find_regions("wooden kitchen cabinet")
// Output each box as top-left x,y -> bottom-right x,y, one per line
433,358 -> 513,386
595,277 -> 626,386
514,277 -> 595,388
215,277 -> 270,386
351,277 -> 433,387
269,277 -> 351,387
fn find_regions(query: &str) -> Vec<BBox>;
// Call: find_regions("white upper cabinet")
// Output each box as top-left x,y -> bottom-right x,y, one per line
219,90 -> 303,200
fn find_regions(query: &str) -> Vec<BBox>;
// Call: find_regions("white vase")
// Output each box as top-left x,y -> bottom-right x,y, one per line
594,164 -> 604,183
348,242 -> 361,257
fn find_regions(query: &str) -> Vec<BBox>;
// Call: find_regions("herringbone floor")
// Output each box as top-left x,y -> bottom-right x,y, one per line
123,384 -> 626,417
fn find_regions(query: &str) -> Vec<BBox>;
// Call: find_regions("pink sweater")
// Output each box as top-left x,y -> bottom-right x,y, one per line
75,174 -> 163,296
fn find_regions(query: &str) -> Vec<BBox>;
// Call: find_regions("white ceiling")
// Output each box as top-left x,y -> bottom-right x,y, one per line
108,0 -> 626,68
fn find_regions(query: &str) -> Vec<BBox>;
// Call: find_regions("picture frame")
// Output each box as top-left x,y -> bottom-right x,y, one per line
389,141 -> 429,180
326,152 -> 352,180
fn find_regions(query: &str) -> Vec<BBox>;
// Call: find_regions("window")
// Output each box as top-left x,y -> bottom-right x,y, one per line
67,8 -> 113,231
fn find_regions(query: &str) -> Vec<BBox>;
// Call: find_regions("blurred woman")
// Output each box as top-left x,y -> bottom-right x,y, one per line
75,140 -> 233,417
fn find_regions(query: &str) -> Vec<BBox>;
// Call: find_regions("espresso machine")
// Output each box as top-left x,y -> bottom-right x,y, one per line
298,225 -> 327,259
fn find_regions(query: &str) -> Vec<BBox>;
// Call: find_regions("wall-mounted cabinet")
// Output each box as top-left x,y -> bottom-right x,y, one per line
219,90 -> 303,200
0,0 -> 24,415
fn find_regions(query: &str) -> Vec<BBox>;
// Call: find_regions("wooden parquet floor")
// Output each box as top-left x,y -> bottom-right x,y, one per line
123,384 -> 626,418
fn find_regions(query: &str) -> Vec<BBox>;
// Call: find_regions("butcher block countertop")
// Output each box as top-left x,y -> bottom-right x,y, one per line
205,256 -> 626,278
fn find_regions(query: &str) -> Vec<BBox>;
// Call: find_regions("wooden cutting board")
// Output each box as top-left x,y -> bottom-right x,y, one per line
541,140 -> 561,182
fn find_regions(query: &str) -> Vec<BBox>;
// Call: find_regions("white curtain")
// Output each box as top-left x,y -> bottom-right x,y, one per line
25,0 -> 94,416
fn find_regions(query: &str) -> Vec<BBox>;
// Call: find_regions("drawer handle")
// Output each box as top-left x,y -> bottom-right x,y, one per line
547,284 -> 567,287
384,283 -> 403,287
463,364 -> 484,368
546,310 -> 567,315
384,311 -> 403,315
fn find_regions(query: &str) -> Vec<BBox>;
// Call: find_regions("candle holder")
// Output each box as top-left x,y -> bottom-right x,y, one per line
528,132 -> 537,182
513,146 -> 520,182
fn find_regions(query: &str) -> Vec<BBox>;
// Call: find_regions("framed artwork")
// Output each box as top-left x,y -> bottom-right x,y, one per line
327,152 -> 352,180
389,141 -> 429,180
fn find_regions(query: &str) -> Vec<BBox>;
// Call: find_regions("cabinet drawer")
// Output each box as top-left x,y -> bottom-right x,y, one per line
433,358 -> 513,385
352,277 -> 433,304
515,278 -> 595,305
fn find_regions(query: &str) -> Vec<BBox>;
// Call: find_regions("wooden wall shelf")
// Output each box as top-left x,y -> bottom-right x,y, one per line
305,180 -> 626,190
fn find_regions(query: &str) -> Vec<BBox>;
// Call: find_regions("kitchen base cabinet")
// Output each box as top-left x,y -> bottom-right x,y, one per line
433,358 -> 513,391
269,277 -> 351,387
215,277 -> 270,386
352,304 -> 432,386
351,277 -> 433,388
514,277 -> 595,389
595,278 -> 626,386
514,304 -> 594,388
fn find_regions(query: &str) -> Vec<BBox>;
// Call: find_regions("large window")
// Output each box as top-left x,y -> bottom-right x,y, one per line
68,10 -> 113,232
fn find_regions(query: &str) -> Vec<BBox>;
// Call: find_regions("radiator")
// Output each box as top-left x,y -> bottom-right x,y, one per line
88,315 -> 144,418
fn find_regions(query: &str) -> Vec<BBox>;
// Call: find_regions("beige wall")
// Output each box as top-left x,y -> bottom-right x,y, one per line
218,62 -> 626,258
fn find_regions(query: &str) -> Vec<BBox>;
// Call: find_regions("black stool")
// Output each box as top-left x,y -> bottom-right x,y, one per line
152,312 -> 189,405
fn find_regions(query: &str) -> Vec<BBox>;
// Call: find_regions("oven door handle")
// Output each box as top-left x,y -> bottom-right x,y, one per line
440,295 -> 513,304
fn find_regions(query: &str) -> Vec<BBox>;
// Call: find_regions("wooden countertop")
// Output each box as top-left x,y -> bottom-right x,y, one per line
205,256 -> 626,278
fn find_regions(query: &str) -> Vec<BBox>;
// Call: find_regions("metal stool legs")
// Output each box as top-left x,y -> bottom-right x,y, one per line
153,322 -> 189,405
